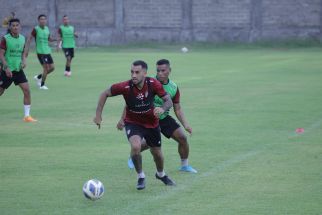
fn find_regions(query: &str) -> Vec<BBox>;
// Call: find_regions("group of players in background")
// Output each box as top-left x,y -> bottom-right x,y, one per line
0,14 -> 77,122
1,13 -> 197,190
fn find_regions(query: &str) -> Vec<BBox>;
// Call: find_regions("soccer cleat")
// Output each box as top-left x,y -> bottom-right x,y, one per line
23,116 -> 37,122
128,157 -> 134,169
179,165 -> 198,173
136,178 -> 146,190
64,71 -> 71,77
155,173 -> 176,186
33,75 -> 41,87
39,85 -> 49,90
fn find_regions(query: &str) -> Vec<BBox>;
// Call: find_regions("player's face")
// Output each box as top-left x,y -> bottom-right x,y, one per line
131,65 -> 146,85
63,16 -> 69,25
156,64 -> 170,83
10,22 -> 21,35
38,16 -> 47,26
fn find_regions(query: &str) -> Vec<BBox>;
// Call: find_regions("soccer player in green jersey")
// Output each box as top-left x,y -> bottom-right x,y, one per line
0,18 -> 37,122
57,15 -> 78,77
118,59 -> 197,173
26,14 -> 56,90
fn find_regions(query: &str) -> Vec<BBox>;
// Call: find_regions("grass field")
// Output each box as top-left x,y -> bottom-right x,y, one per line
0,45 -> 322,215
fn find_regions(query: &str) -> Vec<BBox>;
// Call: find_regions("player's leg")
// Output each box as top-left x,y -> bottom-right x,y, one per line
171,127 -> 196,173
127,138 -> 149,169
0,70 -> 13,96
15,72 -> 36,122
0,87 -> 5,96
64,48 -> 73,77
146,127 -> 175,186
124,123 -> 146,190
160,116 -> 197,173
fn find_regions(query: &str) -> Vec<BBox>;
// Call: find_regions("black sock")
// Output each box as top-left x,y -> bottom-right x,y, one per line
37,74 -> 42,79
66,66 -> 70,72
41,81 -> 45,87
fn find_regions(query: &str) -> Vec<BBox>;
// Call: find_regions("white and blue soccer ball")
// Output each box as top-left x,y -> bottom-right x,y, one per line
181,47 -> 189,53
83,179 -> 105,201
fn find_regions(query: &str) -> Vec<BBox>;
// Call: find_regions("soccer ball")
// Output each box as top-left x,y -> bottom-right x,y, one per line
181,47 -> 188,53
83,179 -> 105,201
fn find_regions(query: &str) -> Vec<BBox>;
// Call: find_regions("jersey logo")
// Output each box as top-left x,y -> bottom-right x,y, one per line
136,93 -> 144,100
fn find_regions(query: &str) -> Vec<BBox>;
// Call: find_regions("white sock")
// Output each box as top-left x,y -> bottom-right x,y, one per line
24,105 -> 31,117
137,171 -> 145,179
181,159 -> 188,167
156,170 -> 165,178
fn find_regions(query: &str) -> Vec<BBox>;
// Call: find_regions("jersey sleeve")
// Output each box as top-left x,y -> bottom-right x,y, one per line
172,88 -> 180,103
110,81 -> 127,96
31,28 -> 36,37
0,37 -> 6,50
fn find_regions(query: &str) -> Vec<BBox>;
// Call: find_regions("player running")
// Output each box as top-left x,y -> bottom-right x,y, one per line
118,59 -> 197,173
0,18 -> 37,122
94,60 -> 175,190
57,15 -> 78,77
26,14 -> 55,90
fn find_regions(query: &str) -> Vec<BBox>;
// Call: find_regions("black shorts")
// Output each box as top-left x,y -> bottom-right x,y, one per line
125,123 -> 162,147
63,48 -> 74,58
0,70 -> 28,89
37,54 -> 54,65
159,115 -> 181,139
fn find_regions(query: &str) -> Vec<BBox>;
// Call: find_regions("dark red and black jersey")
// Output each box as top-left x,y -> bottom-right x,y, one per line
111,77 -> 167,128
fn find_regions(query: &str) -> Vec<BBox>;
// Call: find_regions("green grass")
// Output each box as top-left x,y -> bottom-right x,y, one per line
0,45 -> 322,215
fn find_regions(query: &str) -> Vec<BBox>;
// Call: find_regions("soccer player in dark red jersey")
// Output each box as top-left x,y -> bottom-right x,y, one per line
93,60 -> 175,190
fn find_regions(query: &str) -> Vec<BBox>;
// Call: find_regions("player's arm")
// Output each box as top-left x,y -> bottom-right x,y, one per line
49,34 -> 57,42
93,87 -> 113,129
21,42 -> 28,69
174,103 -> 192,135
154,93 -> 173,117
74,31 -> 79,38
25,28 -> 35,56
0,38 -> 12,78
56,28 -> 62,50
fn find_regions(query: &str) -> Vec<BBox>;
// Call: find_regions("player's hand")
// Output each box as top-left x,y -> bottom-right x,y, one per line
93,116 -> 102,129
5,69 -> 12,78
116,119 -> 125,130
21,59 -> 26,69
154,107 -> 164,117
184,125 -> 192,135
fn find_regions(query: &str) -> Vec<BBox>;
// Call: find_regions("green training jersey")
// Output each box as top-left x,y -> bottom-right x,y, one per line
59,25 -> 75,48
4,33 -> 25,72
34,25 -> 51,54
154,79 -> 179,120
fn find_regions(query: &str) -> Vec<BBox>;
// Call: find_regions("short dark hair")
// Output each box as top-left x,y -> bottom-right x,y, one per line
63,15 -> 68,18
156,59 -> 170,66
133,60 -> 148,70
38,14 -> 47,20
9,18 -> 20,26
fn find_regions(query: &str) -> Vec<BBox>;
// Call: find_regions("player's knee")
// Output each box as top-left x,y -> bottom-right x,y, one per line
176,134 -> 188,145
22,87 -> 30,96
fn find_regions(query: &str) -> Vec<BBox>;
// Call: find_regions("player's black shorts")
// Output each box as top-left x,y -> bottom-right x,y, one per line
37,54 -> 54,65
0,70 -> 28,89
62,48 -> 74,58
124,122 -> 162,147
159,115 -> 181,139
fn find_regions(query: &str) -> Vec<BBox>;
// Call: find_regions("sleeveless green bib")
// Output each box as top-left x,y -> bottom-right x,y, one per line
35,25 -> 51,54
60,25 -> 75,48
4,34 -> 25,72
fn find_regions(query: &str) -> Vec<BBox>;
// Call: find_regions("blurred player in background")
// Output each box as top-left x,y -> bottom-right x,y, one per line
26,14 -> 56,90
94,60 -> 175,190
0,18 -> 37,122
57,15 -> 78,77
